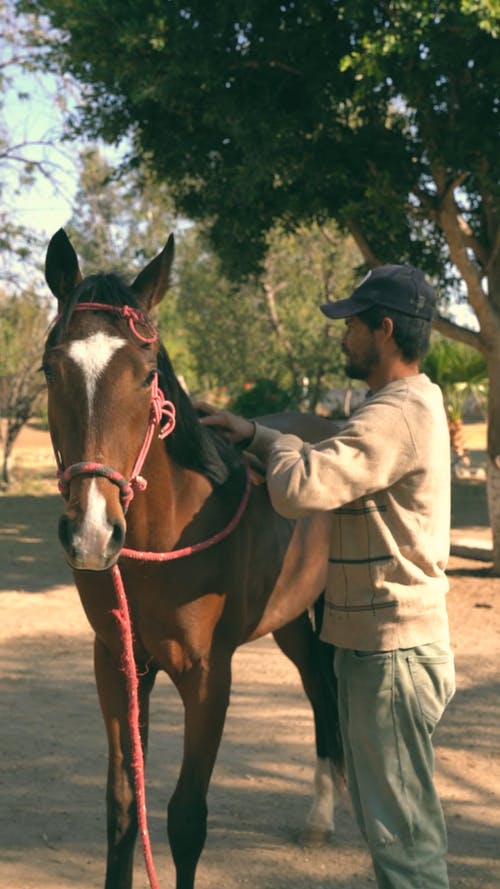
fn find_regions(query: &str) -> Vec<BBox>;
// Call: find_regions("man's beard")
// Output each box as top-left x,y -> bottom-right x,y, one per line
343,343 -> 379,381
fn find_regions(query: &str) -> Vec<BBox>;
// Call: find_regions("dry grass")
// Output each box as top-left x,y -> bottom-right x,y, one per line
462,421 -> 487,451
0,421 -> 55,497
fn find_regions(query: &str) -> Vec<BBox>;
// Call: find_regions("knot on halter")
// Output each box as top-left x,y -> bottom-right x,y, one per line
132,475 -> 148,493
61,302 -> 159,345
124,372 -> 176,507
57,463 -> 134,509
120,305 -> 158,344
149,373 -> 176,439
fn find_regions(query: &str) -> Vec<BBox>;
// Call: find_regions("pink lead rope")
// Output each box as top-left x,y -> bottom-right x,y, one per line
111,563 -> 161,889
109,466 -> 250,889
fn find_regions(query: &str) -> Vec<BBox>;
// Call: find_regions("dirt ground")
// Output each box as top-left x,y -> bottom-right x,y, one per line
1,425 -> 499,889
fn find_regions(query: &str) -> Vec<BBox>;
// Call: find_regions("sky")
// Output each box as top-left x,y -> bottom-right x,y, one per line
1,55 -> 126,294
2,58 -> 124,243
3,72 -> 78,236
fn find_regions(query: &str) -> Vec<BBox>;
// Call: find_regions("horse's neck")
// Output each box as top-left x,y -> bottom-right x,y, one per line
125,441 -> 214,552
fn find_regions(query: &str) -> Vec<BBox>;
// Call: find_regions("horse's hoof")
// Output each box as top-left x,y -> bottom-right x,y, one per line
299,824 -> 336,847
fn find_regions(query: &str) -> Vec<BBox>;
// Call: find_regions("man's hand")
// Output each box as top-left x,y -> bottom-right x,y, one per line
195,401 -> 255,446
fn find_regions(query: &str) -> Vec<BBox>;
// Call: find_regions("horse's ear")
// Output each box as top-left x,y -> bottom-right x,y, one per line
45,229 -> 83,308
131,234 -> 175,310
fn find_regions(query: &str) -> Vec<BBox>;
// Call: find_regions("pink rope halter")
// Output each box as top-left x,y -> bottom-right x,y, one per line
57,369 -> 176,512
56,302 -> 175,512
54,299 -> 251,889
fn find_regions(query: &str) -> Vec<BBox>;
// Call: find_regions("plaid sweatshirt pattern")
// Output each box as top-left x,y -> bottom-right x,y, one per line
249,374 -> 451,651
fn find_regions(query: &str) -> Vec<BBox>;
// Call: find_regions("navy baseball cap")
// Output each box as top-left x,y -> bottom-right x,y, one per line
320,265 -> 436,321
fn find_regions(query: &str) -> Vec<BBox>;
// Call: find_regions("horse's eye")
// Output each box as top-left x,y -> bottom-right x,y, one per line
143,370 -> 157,387
40,363 -> 53,383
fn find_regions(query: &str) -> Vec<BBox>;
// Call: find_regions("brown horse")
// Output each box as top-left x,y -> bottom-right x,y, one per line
42,229 -> 343,889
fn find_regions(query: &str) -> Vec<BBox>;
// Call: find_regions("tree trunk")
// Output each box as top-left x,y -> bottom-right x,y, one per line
1,443 -> 13,487
1,414 -> 29,488
448,416 -> 471,477
448,417 -> 465,456
486,346 -> 500,574
261,279 -> 303,393
486,459 -> 500,574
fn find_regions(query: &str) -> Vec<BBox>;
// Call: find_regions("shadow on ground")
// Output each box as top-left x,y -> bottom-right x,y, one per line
0,495 -> 71,592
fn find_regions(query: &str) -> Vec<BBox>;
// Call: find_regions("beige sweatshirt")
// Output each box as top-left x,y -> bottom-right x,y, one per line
249,374 -> 451,651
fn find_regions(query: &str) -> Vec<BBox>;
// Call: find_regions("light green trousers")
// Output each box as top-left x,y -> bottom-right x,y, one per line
334,642 -> 455,889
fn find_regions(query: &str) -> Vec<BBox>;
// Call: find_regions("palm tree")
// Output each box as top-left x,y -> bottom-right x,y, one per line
422,337 -> 487,475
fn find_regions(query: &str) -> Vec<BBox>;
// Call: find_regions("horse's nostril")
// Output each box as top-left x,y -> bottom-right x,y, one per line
111,520 -> 125,550
58,514 -> 73,551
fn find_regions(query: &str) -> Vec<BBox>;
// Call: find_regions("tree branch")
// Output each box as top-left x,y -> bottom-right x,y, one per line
432,314 -> 484,352
456,213 -> 488,268
261,280 -> 302,381
484,226 -> 500,275
232,60 -> 301,76
318,226 -> 339,248
346,217 -> 383,268
410,188 -> 438,219
443,171 -> 469,200
431,160 -> 497,340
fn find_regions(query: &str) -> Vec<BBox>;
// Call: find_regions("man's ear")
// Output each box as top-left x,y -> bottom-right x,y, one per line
380,316 -> 394,341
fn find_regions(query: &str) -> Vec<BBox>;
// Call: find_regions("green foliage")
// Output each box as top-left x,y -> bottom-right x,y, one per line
15,0 -> 499,287
230,379 -> 295,418
59,146 -> 360,403
422,335 -> 487,387
0,290 -> 47,380
422,335 -> 488,420
163,220 -> 359,401
165,225 -> 271,394
65,146 -> 177,278
0,289 -> 49,483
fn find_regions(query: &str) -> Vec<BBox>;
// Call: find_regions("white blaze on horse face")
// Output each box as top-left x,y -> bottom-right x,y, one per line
67,332 -> 126,419
73,478 -> 115,569
66,332 -> 127,568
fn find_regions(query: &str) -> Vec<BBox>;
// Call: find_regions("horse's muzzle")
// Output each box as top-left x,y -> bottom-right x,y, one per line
58,511 -> 126,571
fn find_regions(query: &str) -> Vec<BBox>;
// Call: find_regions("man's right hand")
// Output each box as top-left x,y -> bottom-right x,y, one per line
194,401 -> 256,446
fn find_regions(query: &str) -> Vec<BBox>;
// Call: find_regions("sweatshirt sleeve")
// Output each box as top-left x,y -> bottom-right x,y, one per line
251,401 -> 417,519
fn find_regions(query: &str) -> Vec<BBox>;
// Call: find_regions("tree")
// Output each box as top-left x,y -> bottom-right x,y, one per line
65,146 -> 178,278
171,220 -> 360,402
0,290 -> 48,485
260,223 -> 361,408
422,336 -> 488,473
18,1 -> 500,566
60,147 -> 361,401
0,0 -> 75,288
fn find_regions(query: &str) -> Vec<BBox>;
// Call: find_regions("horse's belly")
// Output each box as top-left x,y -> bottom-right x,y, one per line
247,512 -> 331,640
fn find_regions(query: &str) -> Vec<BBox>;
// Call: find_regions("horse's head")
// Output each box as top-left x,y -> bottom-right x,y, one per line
43,229 -> 175,570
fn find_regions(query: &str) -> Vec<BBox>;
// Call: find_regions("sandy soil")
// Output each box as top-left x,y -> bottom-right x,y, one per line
0,426 -> 499,888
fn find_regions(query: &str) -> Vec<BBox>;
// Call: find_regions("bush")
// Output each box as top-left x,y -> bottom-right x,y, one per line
229,378 -> 295,417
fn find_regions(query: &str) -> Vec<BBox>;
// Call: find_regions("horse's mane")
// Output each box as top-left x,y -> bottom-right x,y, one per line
46,273 -> 242,487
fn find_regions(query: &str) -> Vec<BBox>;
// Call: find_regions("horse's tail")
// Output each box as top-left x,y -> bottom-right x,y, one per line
311,595 -> 344,777
272,596 -> 344,789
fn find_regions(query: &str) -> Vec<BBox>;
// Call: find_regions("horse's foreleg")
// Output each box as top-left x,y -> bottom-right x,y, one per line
273,610 -> 343,846
94,635 -> 156,889
168,653 -> 232,889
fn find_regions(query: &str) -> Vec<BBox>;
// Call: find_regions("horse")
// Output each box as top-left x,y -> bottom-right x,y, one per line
42,229 -> 343,889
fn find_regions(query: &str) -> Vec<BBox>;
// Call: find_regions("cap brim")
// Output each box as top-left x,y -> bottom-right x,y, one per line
320,296 -> 368,319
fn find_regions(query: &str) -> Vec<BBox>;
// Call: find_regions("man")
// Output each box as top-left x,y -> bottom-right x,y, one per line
199,264 -> 455,889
